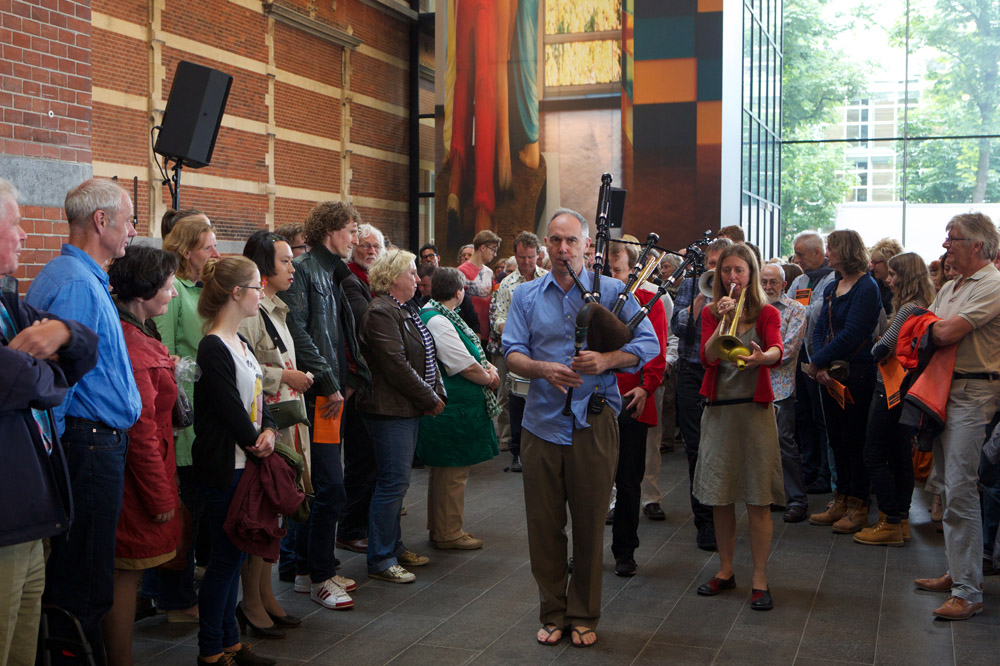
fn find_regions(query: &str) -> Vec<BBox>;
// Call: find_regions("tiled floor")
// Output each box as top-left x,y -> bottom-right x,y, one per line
134,447 -> 1000,666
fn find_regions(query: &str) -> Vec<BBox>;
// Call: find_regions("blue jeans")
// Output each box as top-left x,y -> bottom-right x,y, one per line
198,470 -> 244,657
142,465 -> 204,609
43,419 -> 128,666
297,440 -> 345,583
363,416 -> 419,573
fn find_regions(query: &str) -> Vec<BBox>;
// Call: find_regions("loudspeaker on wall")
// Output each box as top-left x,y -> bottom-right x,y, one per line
154,61 -> 233,169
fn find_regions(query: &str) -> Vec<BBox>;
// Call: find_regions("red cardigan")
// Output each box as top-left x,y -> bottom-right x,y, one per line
699,304 -> 783,403
615,288 -> 668,425
116,321 -> 181,560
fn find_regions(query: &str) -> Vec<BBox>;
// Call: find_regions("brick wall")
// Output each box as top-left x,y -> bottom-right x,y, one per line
1,0 -> 422,290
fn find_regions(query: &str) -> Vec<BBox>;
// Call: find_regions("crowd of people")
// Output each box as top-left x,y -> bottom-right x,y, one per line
3,172 -> 1000,664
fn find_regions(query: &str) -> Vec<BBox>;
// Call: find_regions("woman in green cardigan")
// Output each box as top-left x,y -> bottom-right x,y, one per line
418,267 -> 500,550
150,211 -> 220,621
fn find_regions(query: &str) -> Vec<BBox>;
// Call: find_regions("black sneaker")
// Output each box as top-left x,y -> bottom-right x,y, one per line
510,454 -> 522,473
696,524 -> 717,551
614,556 -> 637,577
606,508 -> 615,525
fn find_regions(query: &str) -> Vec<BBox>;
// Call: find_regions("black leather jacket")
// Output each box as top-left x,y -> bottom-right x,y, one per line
357,295 -> 445,418
283,245 -> 371,398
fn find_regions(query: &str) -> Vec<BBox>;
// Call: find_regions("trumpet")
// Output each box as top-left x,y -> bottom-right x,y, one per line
697,270 -> 715,298
711,283 -> 751,370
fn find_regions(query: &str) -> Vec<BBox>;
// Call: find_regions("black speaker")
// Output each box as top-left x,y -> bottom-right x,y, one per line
154,61 -> 233,169
599,187 -> 627,228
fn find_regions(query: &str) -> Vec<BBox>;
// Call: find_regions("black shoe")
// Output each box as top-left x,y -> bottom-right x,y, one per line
277,569 -> 295,583
770,504 -> 786,513
135,597 -> 157,622
510,454 -> 522,473
750,588 -> 773,611
696,524 -> 717,551
984,558 -> 1000,576
783,505 -> 807,523
567,557 -> 573,573
643,503 -> 666,521
805,479 -> 832,494
606,508 -> 615,525
267,611 -> 301,628
696,575 -> 736,596
659,442 -> 675,453
235,604 -> 285,639
226,643 -> 277,666
614,556 -> 637,577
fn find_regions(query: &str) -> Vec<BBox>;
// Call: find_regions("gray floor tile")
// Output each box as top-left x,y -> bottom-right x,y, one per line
419,596 -> 536,650
306,612 -> 445,665
385,643 -> 479,666
633,643 -> 718,666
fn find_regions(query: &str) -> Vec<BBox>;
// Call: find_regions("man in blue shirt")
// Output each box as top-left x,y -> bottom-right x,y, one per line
26,178 -> 141,665
503,209 -> 658,648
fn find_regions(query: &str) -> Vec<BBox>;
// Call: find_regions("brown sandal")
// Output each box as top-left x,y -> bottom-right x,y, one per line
571,626 -> 597,648
536,624 -> 564,646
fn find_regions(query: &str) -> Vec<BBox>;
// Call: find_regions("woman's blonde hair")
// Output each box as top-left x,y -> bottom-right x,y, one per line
198,256 -> 258,332
710,243 -> 767,323
825,229 -> 870,276
887,252 -> 936,317
369,249 -> 416,294
163,213 -> 212,279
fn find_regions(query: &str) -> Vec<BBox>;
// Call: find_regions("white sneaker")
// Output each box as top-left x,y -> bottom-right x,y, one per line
297,573 -> 356,593
333,574 -> 357,592
368,564 -> 415,584
310,577 -> 354,610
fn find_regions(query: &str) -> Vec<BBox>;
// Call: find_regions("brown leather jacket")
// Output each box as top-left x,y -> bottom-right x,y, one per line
357,295 -> 445,418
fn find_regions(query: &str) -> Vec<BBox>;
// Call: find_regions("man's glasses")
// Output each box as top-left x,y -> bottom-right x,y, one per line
359,242 -> 382,252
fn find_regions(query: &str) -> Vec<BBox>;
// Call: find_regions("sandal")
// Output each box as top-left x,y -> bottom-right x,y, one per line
571,626 -> 597,648
536,624 -> 564,646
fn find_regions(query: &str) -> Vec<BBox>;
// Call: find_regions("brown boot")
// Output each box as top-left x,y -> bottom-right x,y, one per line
854,512 -> 904,546
831,497 -> 869,533
901,518 -> 911,542
809,494 -> 847,526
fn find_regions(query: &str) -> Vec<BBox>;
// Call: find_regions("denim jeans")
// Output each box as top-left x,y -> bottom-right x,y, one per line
363,416 -> 419,573
795,359 -> 831,486
43,419 -> 128,666
863,384 -> 913,522
821,361 -> 875,501
298,440 -> 345,583
338,395 -> 377,542
142,465 -> 205,609
198,470 -> 244,657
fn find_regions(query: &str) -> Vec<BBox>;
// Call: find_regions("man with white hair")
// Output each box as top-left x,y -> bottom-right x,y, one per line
760,263 -> 809,522
0,178 -> 98,666
914,213 -> 1000,620
348,223 -> 384,287
786,231 -> 836,494
26,178 -> 142,663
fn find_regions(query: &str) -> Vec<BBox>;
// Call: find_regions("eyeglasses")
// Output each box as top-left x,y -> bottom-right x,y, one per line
421,253 -> 437,261
944,236 -> 970,245
359,242 -> 382,252
484,245 -> 499,253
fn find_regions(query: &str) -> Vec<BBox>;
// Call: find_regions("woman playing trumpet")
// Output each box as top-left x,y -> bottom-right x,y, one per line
693,243 -> 784,610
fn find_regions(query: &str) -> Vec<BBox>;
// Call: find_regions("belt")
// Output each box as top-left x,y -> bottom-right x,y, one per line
65,416 -> 121,435
953,372 -> 1000,381
703,397 -> 757,408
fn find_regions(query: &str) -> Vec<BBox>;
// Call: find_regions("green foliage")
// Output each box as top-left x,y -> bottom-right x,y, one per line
902,0 -> 1000,202
780,0 -> 868,255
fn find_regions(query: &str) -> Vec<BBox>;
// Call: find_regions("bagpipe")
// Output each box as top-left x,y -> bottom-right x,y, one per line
562,173 -> 712,415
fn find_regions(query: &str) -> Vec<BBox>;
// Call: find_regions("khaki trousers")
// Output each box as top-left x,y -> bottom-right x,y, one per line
426,466 -> 471,543
0,539 -> 44,666
522,407 -> 618,628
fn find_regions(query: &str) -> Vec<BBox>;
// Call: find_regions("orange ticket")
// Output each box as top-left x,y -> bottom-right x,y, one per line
826,379 -> 854,410
879,356 -> 905,409
794,288 -> 812,306
312,396 -> 342,444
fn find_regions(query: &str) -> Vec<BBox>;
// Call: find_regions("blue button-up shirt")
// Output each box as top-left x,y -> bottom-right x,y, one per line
670,277 -> 710,365
26,244 -> 141,433
502,268 -> 659,446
